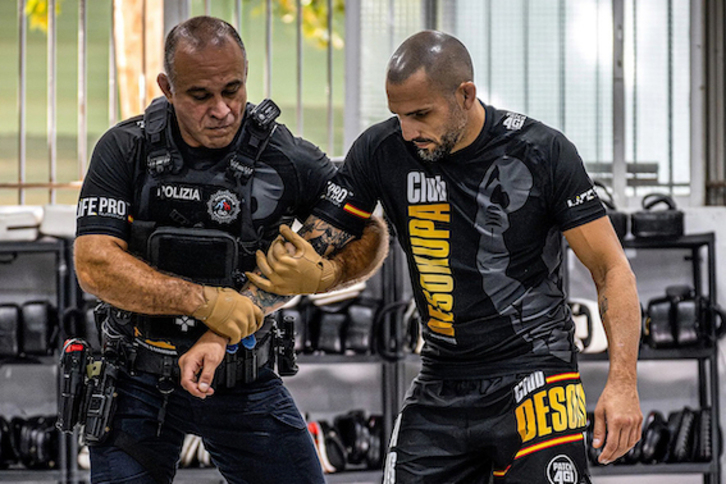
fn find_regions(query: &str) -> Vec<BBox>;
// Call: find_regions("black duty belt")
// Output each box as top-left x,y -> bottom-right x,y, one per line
123,332 -> 274,388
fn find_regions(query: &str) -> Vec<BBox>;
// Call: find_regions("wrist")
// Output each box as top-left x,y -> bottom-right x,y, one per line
318,259 -> 342,292
203,329 -> 230,346
190,285 -> 210,317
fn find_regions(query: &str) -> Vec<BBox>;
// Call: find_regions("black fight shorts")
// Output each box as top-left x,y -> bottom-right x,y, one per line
383,369 -> 592,484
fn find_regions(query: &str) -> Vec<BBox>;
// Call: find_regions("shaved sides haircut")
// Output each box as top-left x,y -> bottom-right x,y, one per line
164,16 -> 247,88
387,31 -> 473,95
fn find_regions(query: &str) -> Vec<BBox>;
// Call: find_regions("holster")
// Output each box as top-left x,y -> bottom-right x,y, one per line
56,338 -> 119,446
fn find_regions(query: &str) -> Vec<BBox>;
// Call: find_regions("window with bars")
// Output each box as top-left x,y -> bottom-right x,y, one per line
0,0 -> 699,205
0,0 -> 345,205
352,0 -> 694,202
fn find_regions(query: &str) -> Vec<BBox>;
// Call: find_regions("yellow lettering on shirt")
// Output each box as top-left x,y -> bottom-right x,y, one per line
408,204 -> 454,338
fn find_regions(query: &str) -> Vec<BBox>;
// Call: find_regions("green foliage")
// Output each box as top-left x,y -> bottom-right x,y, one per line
25,0 -> 63,33
272,0 -> 345,49
26,0 -> 345,49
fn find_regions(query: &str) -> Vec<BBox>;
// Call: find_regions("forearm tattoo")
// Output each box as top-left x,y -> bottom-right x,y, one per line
298,217 -> 355,257
241,217 -> 356,314
241,286 -> 286,314
599,295 -> 609,320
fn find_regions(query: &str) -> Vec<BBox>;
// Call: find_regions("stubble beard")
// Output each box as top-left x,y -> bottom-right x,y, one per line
416,107 -> 467,163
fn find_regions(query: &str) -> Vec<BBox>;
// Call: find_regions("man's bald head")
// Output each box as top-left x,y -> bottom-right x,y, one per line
164,16 -> 246,89
386,31 -> 473,96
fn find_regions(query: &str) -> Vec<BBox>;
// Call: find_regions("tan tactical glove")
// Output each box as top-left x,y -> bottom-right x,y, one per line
191,286 -> 263,345
246,224 -> 341,295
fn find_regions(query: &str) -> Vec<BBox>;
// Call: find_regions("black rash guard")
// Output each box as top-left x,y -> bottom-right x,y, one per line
313,103 -> 606,378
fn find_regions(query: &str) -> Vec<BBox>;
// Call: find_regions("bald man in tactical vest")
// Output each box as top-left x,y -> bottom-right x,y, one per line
73,16 -> 387,484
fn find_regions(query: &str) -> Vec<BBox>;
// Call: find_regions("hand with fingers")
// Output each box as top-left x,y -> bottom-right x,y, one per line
178,331 -> 227,398
246,224 -> 341,295
192,286 -> 264,344
592,377 -> 643,464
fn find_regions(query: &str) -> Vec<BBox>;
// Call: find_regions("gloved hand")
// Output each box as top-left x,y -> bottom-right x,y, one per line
246,224 -> 341,295
191,286 -> 263,345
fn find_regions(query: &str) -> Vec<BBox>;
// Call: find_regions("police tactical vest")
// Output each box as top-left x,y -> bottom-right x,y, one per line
127,97 -> 280,349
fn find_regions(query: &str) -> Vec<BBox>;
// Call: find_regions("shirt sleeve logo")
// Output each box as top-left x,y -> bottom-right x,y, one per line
323,181 -> 351,205
566,188 -> 597,208
76,197 -> 129,220
503,112 -> 527,131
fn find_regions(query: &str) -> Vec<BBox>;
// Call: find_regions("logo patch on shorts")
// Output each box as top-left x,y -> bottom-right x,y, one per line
207,189 -> 241,224
547,454 -> 578,484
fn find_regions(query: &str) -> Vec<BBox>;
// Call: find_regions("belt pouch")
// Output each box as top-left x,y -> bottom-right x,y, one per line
242,346 -> 258,383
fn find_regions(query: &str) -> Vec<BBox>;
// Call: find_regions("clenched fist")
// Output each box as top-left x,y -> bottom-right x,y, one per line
191,286 -> 263,344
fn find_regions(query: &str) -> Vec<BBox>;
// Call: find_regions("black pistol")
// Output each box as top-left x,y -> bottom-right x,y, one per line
58,338 -> 90,432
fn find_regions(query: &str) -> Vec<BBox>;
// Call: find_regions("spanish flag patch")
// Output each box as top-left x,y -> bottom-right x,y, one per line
343,203 -> 371,219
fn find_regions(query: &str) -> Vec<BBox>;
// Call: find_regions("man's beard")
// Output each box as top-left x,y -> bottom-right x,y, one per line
415,109 -> 467,163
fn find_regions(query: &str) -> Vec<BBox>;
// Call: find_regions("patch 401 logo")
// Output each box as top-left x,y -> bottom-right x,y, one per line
546,455 -> 578,484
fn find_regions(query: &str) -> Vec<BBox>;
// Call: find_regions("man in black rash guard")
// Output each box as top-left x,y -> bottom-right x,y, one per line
256,31 -> 642,483
73,16 -> 387,484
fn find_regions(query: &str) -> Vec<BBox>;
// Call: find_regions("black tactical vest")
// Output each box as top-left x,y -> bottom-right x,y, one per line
127,97 -> 280,350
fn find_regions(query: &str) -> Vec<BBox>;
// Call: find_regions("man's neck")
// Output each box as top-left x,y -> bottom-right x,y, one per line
452,100 -> 486,154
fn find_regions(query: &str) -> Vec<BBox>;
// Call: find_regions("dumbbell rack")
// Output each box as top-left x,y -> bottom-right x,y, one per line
0,237 -> 70,482
580,232 -> 721,483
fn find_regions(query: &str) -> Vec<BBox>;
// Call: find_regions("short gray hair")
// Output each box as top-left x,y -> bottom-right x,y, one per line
164,16 -> 246,88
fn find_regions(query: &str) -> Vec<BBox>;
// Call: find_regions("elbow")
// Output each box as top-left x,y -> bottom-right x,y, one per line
594,260 -> 637,292
74,258 -> 103,297
73,236 -> 118,298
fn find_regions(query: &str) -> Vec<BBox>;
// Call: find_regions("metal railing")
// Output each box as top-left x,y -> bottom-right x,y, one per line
5,0 -> 92,203
4,0 -> 340,204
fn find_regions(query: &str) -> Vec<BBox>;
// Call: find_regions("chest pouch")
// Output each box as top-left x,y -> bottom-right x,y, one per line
147,227 -> 239,288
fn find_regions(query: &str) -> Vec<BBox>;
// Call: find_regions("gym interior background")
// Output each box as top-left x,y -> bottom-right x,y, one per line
0,0 -> 726,483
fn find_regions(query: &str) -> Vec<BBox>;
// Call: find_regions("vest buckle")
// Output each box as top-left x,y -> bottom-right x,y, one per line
227,155 -> 254,182
147,152 -> 172,174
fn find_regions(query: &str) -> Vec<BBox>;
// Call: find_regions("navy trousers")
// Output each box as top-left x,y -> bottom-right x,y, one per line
89,367 -> 324,484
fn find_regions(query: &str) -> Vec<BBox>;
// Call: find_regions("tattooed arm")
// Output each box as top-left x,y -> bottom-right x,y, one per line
564,216 -> 642,465
179,215 -> 389,397
243,214 -> 388,312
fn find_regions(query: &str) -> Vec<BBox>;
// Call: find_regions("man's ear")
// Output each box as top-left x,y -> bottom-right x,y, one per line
158,73 -> 173,101
459,81 -> 477,110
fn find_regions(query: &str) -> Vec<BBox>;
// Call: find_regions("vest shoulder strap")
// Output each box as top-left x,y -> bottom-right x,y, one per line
143,97 -> 175,175
227,99 -> 281,182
